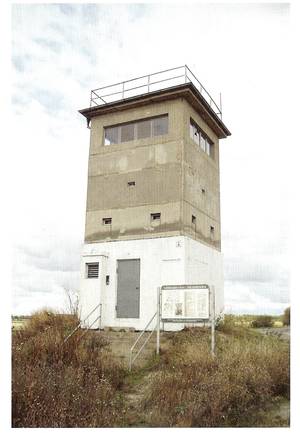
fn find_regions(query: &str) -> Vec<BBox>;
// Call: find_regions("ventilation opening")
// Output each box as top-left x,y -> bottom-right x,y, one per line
128,181 -> 136,187
102,217 -> 112,225
86,262 -> 99,279
151,212 -> 161,221
192,215 -> 196,224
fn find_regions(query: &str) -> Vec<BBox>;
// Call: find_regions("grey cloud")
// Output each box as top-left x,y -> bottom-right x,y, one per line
15,238 -> 82,274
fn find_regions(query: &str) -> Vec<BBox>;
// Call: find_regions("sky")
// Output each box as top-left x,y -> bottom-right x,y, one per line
10,2 -> 291,316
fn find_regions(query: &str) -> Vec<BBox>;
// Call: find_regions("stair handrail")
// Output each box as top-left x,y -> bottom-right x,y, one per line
63,302 -> 102,344
129,311 -> 157,370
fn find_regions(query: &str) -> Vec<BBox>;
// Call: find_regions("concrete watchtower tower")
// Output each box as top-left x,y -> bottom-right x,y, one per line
78,66 -> 230,330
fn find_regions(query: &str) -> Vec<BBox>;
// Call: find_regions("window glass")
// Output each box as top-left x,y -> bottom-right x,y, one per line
104,114 -> 168,146
189,123 -> 194,140
193,126 -> 200,146
137,119 -> 151,139
200,134 -> 206,151
206,139 -> 211,156
120,123 -> 135,142
152,116 -> 168,136
105,126 -> 119,145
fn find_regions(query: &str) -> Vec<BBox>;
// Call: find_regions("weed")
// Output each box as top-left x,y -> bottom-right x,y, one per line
12,310 -> 126,427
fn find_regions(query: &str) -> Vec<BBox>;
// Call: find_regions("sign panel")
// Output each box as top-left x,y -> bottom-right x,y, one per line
161,285 -> 210,321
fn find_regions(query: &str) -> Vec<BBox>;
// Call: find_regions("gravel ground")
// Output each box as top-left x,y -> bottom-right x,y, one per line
256,326 -> 290,340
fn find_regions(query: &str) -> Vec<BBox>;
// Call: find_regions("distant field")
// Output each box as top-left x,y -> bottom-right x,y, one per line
227,315 -> 284,328
12,318 -> 29,330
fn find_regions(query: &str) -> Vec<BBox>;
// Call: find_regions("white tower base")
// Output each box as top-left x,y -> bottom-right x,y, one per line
79,235 -> 223,331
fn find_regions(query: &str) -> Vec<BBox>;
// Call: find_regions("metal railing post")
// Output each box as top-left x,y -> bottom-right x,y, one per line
156,287 -> 160,355
211,286 -> 215,357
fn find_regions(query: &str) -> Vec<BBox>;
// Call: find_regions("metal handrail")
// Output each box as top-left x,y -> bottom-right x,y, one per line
129,311 -> 157,370
89,65 -> 222,119
63,302 -> 102,344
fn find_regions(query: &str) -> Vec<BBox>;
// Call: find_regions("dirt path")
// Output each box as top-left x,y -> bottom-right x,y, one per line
120,369 -> 156,427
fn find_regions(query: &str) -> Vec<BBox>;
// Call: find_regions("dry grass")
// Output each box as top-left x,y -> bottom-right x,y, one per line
12,310 -> 125,427
142,325 -> 290,427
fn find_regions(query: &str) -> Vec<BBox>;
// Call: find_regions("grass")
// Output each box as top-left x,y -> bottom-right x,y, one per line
140,322 -> 290,427
12,311 -> 290,427
12,310 -> 126,427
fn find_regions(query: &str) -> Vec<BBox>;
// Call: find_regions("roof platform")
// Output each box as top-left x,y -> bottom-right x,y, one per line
79,65 -> 231,139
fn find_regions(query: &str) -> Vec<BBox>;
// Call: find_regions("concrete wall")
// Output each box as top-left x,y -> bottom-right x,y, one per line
84,96 -> 221,251
79,236 -> 223,331
182,99 -> 221,250
85,99 -> 184,243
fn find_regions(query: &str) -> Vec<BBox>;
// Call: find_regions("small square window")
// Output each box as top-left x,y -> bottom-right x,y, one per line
103,217 -> 112,225
151,212 -> 161,221
86,262 -> 99,278
201,188 -> 206,194
106,275 -> 110,285
128,181 -> 136,187
210,226 -> 215,237
192,215 -> 196,224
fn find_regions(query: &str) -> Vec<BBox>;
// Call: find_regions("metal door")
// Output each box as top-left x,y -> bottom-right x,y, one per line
116,259 -> 140,318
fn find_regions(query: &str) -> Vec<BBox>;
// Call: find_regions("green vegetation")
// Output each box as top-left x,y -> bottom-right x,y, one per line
251,315 -> 274,328
282,307 -> 290,326
12,311 -> 289,427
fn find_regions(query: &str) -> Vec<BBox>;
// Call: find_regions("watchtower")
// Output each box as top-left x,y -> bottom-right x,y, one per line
78,66 -> 230,330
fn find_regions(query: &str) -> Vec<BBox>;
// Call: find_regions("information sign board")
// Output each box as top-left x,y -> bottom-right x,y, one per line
161,285 -> 210,321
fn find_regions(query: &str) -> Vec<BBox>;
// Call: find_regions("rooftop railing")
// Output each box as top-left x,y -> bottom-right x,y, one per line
90,65 -> 222,119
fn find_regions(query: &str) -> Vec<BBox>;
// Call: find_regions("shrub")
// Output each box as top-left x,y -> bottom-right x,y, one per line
251,315 -> 274,328
282,307 -> 290,326
12,310 -> 125,427
142,328 -> 289,427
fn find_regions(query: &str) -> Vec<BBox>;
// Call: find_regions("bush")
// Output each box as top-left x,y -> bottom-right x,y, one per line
282,307 -> 290,326
142,327 -> 289,427
12,310 -> 125,427
251,315 -> 274,328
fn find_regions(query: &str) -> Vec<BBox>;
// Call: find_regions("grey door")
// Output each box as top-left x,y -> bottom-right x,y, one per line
116,259 -> 140,318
